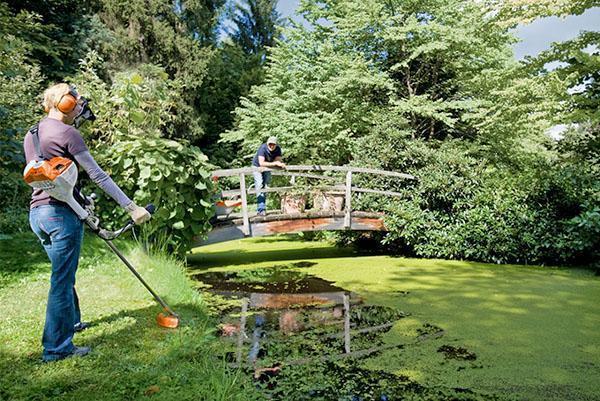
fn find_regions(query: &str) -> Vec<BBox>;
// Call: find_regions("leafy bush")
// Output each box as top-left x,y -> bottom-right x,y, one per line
72,61 -> 215,253
93,137 -> 214,254
559,202 -> 600,266
347,133 -> 599,266
74,57 -> 181,144
0,174 -> 30,234
0,4 -> 44,234
373,140 -> 488,260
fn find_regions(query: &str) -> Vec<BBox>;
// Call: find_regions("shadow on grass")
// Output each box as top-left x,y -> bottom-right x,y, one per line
0,302 -> 257,401
187,246 -> 361,269
0,231 -> 135,287
0,232 -> 49,286
239,235 -> 308,244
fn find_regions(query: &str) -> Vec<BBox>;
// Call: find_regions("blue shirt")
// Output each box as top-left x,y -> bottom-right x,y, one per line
252,143 -> 282,167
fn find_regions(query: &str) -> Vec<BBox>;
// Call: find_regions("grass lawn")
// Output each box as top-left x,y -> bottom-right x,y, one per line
0,232 -> 260,401
189,235 -> 600,401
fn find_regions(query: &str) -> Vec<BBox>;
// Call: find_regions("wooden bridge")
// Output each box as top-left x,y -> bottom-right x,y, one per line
194,165 -> 415,246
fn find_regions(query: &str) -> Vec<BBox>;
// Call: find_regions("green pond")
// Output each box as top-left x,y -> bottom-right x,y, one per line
188,235 -> 600,401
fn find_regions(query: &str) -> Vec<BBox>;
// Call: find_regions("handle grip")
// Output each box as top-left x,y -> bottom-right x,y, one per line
146,204 -> 156,215
95,204 -> 158,240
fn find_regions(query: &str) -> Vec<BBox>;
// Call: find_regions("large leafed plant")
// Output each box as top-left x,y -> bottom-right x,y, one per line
74,57 -> 215,253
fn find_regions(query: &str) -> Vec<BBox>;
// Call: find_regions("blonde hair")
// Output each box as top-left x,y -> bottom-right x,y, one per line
42,83 -> 72,112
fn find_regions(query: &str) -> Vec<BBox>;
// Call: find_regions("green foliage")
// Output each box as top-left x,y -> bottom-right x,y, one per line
200,1 -> 285,165
223,25 -> 391,165
94,138 -> 214,254
0,3 -> 45,234
224,0 -> 520,165
0,176 -> 30,234
0,4 -> 44,163
351,137 -> 597,265
86,0 -> 222,143
92,0 -> 222,65
491,0 -> 598,27
229,0 -> 284,58
196,42 -> 261,165
463,62 -> 568,164
69,61 -> 216,253
560,202 -> 600,263
526,31 -> 600,126
4,0 -> 95,80
75,58 -> 182,143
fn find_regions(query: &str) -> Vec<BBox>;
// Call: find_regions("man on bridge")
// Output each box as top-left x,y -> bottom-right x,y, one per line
252,136 -> 285,216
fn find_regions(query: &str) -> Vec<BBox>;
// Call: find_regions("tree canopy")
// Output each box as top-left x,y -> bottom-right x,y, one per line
0,0 -> 598,263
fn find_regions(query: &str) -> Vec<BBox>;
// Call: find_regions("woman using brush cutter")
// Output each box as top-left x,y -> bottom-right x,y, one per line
23,83 -> 151,362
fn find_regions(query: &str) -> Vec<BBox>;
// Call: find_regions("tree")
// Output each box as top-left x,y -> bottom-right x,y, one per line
0,3 -> 45,232
229,0 -> 284,61
490,0 -> 599,27
194,41 -> 256,164
223,0 -> 519,164
196,0 -> 285,164
4,0 -> 95,80
222,22 -> 391,165
82,0 -> 226,143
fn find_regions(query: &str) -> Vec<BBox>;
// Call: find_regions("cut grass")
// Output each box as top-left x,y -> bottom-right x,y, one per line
0,232 -> 260,401
189,235 -> 600,401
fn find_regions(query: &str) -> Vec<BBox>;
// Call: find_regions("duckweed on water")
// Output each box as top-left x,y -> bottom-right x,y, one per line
194,262 -> 509,400
190,235 -> 600,401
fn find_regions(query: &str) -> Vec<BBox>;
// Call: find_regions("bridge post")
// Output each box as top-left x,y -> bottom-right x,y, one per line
236,297 -> 248,366
239,173 -> 250,236
343,293 -> 351,353
344,171 -> 352,229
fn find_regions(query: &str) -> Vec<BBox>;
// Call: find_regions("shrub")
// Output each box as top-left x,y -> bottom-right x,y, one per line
92,137 -> 214,254
70,60 -> 216,254
348,132 -> 599,266
0,4 -> 44,234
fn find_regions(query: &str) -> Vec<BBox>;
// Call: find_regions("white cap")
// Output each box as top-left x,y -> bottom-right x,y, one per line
267,136 -> 278,145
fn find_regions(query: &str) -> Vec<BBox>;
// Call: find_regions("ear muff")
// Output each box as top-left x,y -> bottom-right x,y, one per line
56,89 -> 78,113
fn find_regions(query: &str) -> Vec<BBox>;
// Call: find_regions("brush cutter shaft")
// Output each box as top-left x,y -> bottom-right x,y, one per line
103,239 -> 178,317
84,202 -> 179,320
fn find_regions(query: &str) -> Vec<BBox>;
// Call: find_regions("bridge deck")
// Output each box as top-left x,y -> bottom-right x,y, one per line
195,210 -> 385,246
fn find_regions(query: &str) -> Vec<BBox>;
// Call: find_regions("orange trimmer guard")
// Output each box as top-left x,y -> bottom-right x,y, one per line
157,311 -> 180,328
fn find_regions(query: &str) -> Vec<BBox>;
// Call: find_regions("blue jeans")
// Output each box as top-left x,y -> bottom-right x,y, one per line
29,204 -> 84,361
253,171 -> 272,212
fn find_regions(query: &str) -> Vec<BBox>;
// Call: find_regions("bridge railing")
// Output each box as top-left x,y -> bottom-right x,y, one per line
211,165 -> 416,235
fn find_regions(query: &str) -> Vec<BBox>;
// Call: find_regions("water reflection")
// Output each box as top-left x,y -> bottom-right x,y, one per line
193,266 -> 406,368
193,266 -> 493,401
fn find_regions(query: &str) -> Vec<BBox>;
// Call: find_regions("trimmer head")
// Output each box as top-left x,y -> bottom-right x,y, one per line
157,311 -> 179,328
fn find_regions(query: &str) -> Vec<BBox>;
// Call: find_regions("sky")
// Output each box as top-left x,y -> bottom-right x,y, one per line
274,1 -> 600,59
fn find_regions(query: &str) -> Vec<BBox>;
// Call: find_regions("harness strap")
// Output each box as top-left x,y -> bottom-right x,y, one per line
30,123 -> 45,160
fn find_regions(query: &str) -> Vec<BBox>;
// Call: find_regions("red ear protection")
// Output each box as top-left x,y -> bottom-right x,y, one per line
56,88 -> 78,113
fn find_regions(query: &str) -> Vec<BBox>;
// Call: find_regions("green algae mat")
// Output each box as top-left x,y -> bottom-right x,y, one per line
189,235 -> 600,401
